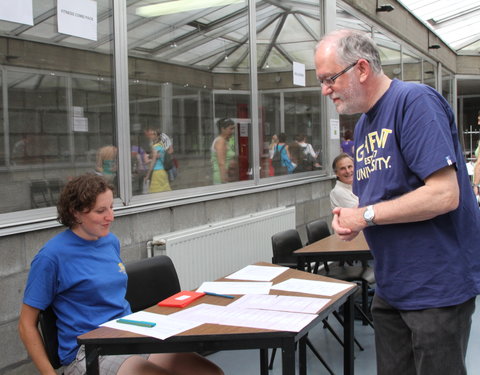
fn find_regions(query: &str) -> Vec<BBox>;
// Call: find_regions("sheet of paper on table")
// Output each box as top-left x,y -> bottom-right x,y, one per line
225,264 -> 289,281
197,281 -> 272,295
272,278 -> 354,296
100,311 -> 202,340
171,303 -> 317,332
228,294 -> 330,314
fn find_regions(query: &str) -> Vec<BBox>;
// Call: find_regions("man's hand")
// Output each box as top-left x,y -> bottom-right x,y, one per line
332,207 -> 365,241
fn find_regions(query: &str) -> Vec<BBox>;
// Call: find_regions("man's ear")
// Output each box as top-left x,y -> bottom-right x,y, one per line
357,59 -> 370,83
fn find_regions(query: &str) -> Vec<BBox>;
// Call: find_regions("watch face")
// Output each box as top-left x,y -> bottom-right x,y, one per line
364,206 -> 374,223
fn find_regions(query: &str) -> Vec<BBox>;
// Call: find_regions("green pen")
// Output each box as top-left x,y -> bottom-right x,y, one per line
116,318 -> 156,328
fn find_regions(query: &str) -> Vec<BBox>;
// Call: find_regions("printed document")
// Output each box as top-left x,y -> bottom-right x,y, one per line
101,311 -> 201,340
272,278 -> 353,296
225,265 -> 289,281
228,294 -> 330,314
172,303 -> 317,332
197,281 -> 272,295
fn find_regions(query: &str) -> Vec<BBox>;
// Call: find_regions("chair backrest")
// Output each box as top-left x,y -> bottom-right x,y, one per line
125,255 -> 181,312
38,306 -> 62,369
306,219 -> 330,245
271,229 -> 303,266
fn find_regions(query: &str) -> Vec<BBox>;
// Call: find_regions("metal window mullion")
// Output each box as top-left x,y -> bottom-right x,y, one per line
113,0 -> 132,205
248,0 -> 260,184
3,68 -> 10,168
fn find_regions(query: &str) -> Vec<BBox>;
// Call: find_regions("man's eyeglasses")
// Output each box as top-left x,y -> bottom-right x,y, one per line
317,60 -> 359,87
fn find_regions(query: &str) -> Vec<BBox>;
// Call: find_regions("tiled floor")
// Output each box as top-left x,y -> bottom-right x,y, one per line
207,296 -> 480,374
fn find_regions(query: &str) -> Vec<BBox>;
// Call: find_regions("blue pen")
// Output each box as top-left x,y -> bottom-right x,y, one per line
116,318 -> 156,328
204,291 -> 235,299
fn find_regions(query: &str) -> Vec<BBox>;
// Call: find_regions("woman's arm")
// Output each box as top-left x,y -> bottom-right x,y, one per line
18,304 -> 57,375
145,146 -> 158,180
214,137 -> 228,183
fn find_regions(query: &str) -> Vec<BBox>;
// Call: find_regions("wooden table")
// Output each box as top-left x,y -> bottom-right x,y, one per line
294,232 -> 372,270
78,262 -> 358,375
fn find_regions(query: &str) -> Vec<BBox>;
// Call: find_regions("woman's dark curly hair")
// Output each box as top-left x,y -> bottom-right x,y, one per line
57,173 -> 114,228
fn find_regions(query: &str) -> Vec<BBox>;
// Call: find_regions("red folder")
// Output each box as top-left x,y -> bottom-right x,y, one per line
158,291 -> 205,308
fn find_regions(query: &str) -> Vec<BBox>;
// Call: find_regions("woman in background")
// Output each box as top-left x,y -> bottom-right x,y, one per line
146,130 -> 171,193
18,173 -> 223,375
211,118 -> 237,184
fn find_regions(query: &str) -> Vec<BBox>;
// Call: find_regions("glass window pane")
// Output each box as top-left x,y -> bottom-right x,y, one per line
0,0 -> 115,214
258,0 -> 323,178
423,60 -> 436,89
374,31 -> 401,80
127,0 -> 250,193
403,50 -> 421,83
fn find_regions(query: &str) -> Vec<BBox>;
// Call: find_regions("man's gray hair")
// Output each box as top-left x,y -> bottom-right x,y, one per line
317,29 -> 383,74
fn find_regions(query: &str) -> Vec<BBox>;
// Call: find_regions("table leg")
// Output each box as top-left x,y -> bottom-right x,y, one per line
281,339 -> 296,375
343,295 -> 355,375
259,348 -> 269,375
84,345 -> 100,375
298,335 -> 307,375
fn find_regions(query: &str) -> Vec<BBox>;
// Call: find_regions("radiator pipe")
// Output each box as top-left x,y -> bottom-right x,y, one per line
146,239 -> 167,258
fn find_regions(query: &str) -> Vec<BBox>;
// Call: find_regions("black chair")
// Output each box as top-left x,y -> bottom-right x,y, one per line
269,229 -> 334,375
38,306 -> 63,371
125,255 -> 181,312
271,228 -> 308,270
307,220 -> 375,327
305,219 -> 331,272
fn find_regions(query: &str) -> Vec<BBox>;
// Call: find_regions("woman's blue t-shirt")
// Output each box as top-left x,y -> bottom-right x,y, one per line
23,230 -> 131,365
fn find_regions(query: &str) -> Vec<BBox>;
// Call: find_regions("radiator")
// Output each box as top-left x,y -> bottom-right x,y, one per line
148,206 -> 296,290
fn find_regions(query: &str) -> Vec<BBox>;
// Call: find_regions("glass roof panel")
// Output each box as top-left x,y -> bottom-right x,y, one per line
398,0 -> 480,54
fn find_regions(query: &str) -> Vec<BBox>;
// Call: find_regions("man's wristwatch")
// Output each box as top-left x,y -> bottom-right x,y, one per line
363,205 -> 376,226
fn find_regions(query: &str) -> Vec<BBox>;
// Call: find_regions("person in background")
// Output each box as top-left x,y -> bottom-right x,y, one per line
268,134 -> 279,176
330,153 -> 358,209
145,130 -> 171,193
18,173 -> 223,375
295,134 -> 321,170
273,132 -> 295,174
340,129 -> 354,158
315,29 -> 480,375
95,145 -> 117,184
211,118 -> 237,184
131,145 -> 149,194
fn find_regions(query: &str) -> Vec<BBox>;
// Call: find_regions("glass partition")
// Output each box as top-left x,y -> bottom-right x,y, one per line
423,60 -> 436,89
457,77 -> 480,165
258,0 -> 324,178
126,0 -> 251,193
0,0 -> 115,214
442,68 -> 454,106
402,49 -> 422,83
374,31 -> 401,80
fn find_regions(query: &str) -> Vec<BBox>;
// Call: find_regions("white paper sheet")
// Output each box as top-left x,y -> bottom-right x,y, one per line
228,294 -> 330,314
172,303 -> 317,332
100,311 -> 202,340
272,278 -> 353,296
197,281 -> 272,295
225,265 -> 289,281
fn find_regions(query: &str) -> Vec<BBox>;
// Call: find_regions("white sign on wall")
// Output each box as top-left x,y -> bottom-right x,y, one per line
330,119 -> 340,140
57,0 -> 97,41
0,0 -> 33,25
293,61 -> 306,87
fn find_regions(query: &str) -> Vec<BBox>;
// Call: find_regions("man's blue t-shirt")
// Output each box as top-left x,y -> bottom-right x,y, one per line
353,79 -> 480,310
23,230 -> 131,365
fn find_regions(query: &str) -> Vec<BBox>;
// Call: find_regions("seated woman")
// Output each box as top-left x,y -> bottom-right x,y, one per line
18,173 -> 223,375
